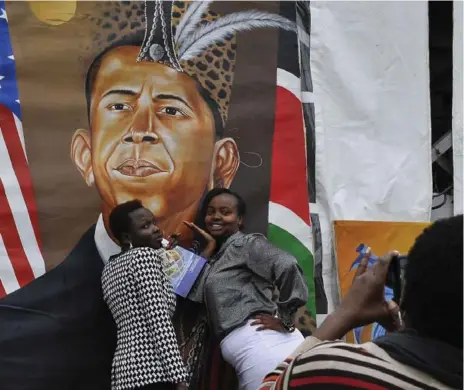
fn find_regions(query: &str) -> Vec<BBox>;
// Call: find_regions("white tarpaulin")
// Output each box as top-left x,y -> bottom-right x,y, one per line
310,1 -> 432,312
453,1 -> 463,215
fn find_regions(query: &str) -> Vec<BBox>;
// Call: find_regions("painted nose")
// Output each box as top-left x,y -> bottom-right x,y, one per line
124,105 -> 160,144
123,130 -> 159,144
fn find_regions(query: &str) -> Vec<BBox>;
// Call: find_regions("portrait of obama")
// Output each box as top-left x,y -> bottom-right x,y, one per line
69,3 -> 245,256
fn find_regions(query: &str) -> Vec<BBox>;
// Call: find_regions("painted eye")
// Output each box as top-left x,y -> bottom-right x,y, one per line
160,107 -> 184,117
108,103 -> 132,111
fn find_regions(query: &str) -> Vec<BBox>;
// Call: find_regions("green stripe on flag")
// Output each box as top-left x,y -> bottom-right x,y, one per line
268,223 -> 316,317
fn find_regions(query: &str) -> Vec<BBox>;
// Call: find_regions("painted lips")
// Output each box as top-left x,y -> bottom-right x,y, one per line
116,159 -> 165,177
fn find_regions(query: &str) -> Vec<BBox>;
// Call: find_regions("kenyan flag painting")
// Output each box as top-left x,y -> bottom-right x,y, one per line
268,2 -> 316,322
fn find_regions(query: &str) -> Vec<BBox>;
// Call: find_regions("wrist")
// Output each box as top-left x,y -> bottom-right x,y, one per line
280,317 -> 295,333
202,241 -> 216,259
335,304 -> 360,328
277,312 -> 296,333
312,307 -> 357,341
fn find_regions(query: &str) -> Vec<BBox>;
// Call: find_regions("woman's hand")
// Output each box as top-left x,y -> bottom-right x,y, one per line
166,233 -> 181,250
183,221 -> 216,259
250,314 -> 286,332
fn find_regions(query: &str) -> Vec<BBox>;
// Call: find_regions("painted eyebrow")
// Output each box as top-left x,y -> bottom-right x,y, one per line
102,89 -> 137,99
101,90 -> 193,111
156,94 -> 193,110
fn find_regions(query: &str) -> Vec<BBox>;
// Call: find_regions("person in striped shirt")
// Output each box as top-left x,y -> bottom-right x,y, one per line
260,215 -> 463,390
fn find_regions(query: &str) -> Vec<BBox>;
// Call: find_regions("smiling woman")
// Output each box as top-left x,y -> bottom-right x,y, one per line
185,188 -> 309,390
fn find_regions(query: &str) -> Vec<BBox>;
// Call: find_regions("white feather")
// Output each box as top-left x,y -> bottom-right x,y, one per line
174,0 -> 213,45
178,10 -> 296,61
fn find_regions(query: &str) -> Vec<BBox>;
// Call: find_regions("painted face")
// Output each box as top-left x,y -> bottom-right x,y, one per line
126,207 -> 163,249
89,45 -> 216,222
205,193 -> 243,238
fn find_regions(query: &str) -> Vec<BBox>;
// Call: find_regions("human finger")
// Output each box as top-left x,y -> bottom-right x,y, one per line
388,300 -> 404,331
372,251 -> 399,279
183,221 -> 202,233
168,234 -> 180,242
167,233 -> 180,247
256,314 -> 273,320
354,248 -> 371,279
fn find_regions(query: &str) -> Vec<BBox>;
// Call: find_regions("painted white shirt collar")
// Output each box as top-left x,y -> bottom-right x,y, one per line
95,214 -> 120,264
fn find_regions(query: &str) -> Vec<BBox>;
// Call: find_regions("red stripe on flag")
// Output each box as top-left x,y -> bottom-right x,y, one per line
0,179 -> 35,291
270,86 -> 310,224
0,104 -> 42,250
290,376 -> 389,390
0,281 -> 6,297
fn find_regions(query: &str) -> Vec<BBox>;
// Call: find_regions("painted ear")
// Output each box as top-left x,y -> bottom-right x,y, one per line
210,137 -> 239,189
71,129 -> 94,186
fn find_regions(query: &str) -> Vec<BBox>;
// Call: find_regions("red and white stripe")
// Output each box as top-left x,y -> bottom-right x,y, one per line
270,67 -> 311,230
0,104 -> 44,297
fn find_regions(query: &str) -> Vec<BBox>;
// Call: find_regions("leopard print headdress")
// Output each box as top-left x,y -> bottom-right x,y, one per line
92,1 -> 295,127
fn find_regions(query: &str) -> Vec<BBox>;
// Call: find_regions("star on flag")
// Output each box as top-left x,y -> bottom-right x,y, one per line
0,8 -> 7,22
0,0 -> 21,118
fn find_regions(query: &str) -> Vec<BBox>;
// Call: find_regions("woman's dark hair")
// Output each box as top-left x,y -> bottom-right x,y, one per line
109,199 -> 144,243
402,214 -> 463,348
197,188 -> 247,230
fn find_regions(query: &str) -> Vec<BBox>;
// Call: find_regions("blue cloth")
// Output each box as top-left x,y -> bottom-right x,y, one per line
0,1 -> 21,119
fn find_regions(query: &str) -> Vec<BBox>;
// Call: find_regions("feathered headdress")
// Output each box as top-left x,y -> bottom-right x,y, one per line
91,1 -> 296,126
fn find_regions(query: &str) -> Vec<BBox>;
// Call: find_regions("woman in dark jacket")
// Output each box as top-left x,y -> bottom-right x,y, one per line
102,199 -> 187,390
185,188 -> 308,390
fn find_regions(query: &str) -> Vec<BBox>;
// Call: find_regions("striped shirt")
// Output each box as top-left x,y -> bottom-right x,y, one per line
259,336 -> 454,390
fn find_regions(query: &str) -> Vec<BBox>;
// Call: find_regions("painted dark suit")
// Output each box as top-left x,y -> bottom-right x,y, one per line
0,226 -> 116,390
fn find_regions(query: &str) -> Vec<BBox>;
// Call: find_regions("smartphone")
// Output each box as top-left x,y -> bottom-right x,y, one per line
385,255 -> 408,303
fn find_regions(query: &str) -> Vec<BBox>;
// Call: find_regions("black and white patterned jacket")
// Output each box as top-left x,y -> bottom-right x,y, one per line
102,247 -> 187,390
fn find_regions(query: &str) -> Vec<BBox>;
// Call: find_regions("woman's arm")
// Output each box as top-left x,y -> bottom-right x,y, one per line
132,248 -> 188,385
246,236 -> 309,329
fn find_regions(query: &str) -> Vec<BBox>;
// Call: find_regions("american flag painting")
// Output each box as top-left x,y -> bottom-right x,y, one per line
0,0 -> 44,297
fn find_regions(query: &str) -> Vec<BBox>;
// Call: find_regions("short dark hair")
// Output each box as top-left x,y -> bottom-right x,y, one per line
402,214 -> 463,348
84,32 -> 224,139
198,188 -> 247,229
109,199 -> 144,244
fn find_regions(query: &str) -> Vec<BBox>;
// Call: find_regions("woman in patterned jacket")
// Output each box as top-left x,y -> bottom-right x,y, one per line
102,199 -> 188,390
184,188 -> 309,390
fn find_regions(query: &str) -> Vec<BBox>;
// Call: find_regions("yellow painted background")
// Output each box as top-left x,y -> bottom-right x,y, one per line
333,220 -> 430,343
